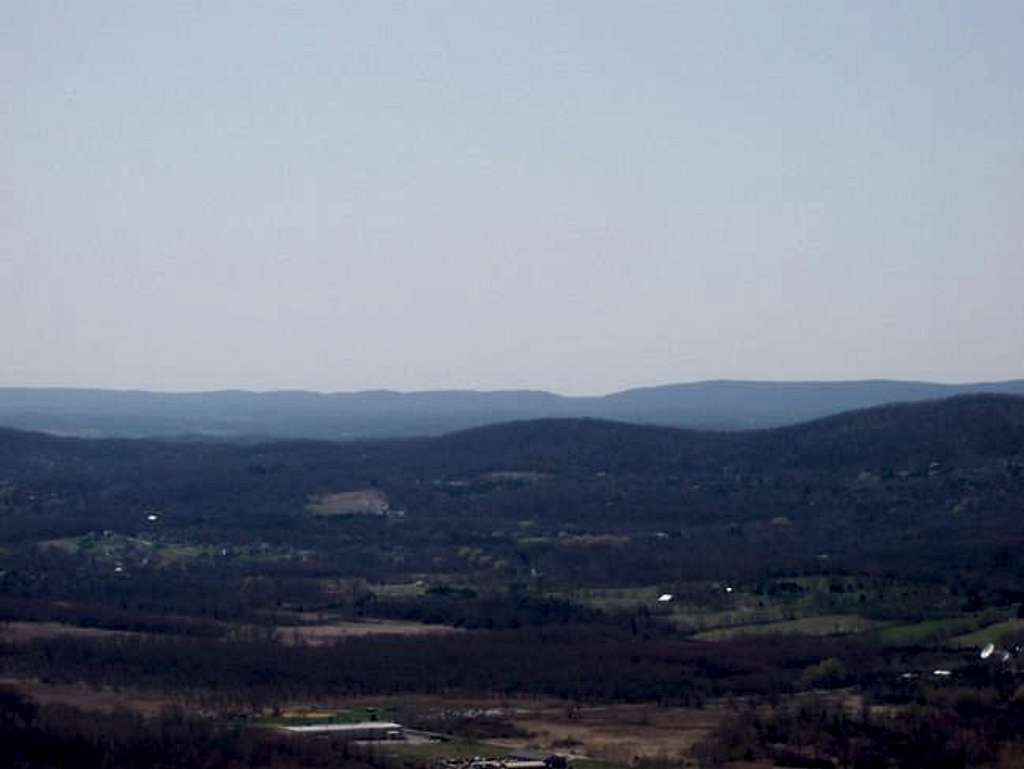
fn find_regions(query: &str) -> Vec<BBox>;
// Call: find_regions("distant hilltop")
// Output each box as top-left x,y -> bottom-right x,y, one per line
0,379 -> 1022,441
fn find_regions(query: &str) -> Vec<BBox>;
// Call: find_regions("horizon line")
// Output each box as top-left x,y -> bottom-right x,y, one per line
1,376 -> 1023,400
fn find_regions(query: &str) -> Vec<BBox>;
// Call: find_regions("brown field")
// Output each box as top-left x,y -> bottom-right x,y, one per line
0,677 -> 179,716
1,616 -> 459,649
276,619 -> 463,645
308,488 -> 390,516
493,701 -> 724,763
0,621 -> 141,644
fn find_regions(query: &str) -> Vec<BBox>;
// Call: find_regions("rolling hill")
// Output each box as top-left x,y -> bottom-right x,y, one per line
1,394 -> 1023,623
1,394 -> 1021,531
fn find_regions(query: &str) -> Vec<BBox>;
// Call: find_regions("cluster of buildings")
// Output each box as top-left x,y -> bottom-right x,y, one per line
437,754 -> 567,769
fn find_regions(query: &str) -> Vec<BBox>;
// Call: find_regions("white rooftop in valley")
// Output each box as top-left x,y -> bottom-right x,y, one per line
279,721 -> 402,733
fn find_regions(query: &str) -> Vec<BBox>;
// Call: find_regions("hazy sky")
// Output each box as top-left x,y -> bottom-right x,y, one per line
3,2 -> 1022,394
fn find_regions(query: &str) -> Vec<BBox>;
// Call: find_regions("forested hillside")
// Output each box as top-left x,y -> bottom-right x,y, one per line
1,395 -> 1022,584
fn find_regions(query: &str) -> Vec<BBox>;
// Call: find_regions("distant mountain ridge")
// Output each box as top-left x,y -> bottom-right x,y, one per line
1,379 -> 1023,440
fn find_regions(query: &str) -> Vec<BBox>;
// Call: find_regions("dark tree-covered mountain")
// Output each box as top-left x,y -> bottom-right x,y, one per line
1,395 -> 1022,591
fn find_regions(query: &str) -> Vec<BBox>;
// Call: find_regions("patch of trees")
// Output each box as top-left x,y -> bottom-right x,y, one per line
361,590 -> 603,629
0,596 -> 227,638
693,686 -> 1024,769
0,629 -> 887,708
0,686 -> 376,769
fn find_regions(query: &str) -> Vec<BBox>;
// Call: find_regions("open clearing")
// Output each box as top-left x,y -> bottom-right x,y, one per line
0,621 -> 141,644
492,701 -> 722,763
1,615 -> 457,646
567,586 -> 661,611
308,489 -> 390,516
383,740 -> 512,762
691,614 -> 883,641
870,609 -> 1014,647
1,677 -> 179,716
950,618 -> 1024,648
277,619 -> 462,644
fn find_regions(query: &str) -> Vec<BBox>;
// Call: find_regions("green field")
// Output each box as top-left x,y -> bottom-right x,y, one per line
691,613 -> 883,641
370,581 -> 431,598
870,610 -> 1014,647
566,586 -> 662,610
950,618 -> 1024,649
378,740 -> 510,762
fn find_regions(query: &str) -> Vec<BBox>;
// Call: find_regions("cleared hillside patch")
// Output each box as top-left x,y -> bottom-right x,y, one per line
308,488 -> 390,516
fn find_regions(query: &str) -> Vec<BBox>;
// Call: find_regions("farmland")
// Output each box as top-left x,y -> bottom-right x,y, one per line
3,395 -> 1024,767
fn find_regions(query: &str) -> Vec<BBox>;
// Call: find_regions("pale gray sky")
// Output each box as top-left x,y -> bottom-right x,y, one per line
3,1 -> 1022,394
